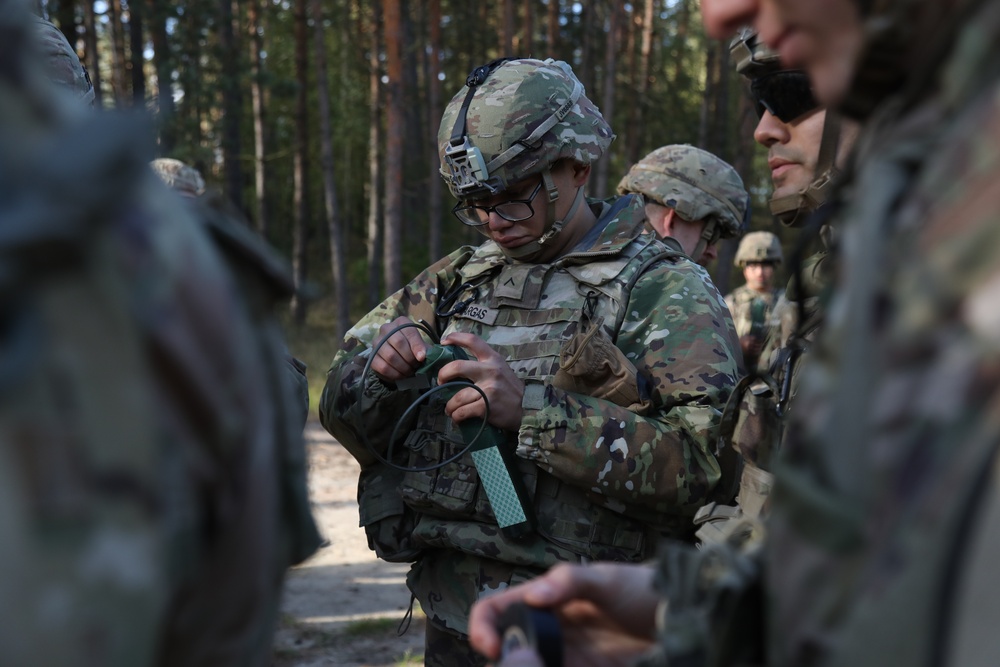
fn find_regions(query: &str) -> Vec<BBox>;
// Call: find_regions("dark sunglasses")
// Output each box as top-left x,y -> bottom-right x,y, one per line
750,70 -> 819,123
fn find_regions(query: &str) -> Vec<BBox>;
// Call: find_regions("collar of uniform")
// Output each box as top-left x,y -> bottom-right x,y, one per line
556,194 -> 647,266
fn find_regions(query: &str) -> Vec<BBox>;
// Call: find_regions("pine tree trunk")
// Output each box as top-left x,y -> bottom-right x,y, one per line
547,0 -> 559,58
128,0 -> 145,104
107,0 -> 127,104
427,0 -> 443,263
218,0 -> 244,210
148,0 -> 176,152
593,1 -> 619,199
311,0 -> 350,340
698,41 -> 718,150
82,1 -> 102,105
383,0 -> 404,294
366,2 -> 384,307
290,0 -> 311,325
55,0 -> 76,46
248,0 -> 269,236
626,0 -> 655,168
502,0 -> 515,54
521,0 -> 533,55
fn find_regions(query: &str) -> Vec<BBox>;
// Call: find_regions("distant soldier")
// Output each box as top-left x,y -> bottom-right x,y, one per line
725,230 -> 784,372
0,7 -> 319,666
617,144 -> 749,267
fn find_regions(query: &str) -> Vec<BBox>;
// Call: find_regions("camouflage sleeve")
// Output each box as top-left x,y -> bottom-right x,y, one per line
635,528 -> 765,667
517,262 -> 740,512
319,247 -> 476,467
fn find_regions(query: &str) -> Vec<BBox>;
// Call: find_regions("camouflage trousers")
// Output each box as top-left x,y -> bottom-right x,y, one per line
424,619 -> 487,667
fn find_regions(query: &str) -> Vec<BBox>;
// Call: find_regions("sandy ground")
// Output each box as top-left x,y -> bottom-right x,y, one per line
272,421 -> 426,666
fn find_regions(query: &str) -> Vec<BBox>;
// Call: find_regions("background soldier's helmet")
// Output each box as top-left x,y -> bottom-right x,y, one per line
34,18 -> 95,106
616,144 -> 749,240
438,58 -> 613,201
734,230 -> 783,267
150,158 -> 206,197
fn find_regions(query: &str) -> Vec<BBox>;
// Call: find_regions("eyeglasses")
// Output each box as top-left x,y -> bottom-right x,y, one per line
750,70 -> 819,123
452,181 -> 543,227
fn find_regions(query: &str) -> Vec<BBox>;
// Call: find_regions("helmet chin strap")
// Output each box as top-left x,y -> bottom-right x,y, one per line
690,219 -> 719,264
770,113 -> 843,226
502,169 -> 586,262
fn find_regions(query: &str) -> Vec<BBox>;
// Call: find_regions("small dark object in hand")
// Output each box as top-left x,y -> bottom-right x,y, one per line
497,602 -> 563,667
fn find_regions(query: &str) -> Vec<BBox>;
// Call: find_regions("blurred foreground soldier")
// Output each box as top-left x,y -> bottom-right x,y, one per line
0,4 -> 320,665
725,230 -> 783,371
321,57 -> 740,666
150,156 -> 312,429
469,0 -> 1000,665
33,14 -> 95,106
616,144 -> 749,267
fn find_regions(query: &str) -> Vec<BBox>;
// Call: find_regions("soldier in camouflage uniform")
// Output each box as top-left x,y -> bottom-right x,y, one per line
616,144 -> 749,267
320,57 -> 741,666
0,5 -> 320,665
724,231 -> 784,372
471,0 -> 1000,665
699,31 -> 862,537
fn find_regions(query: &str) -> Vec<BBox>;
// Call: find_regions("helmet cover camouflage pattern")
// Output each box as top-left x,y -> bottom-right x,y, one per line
734,230 -> 783,266
151,158 -> 205,197
731,26 -> 782,80
438,58 -> 614,200
617,144 -> 749,239
34,17 -> 94,106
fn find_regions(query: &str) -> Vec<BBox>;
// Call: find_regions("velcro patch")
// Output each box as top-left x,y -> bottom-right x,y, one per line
454,302 -> 499,325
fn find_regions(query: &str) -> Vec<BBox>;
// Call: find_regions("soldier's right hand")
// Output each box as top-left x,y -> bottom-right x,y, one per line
469,562 -> 659,667
370,316 -> 430,382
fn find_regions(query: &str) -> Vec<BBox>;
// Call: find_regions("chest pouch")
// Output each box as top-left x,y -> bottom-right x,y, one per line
551,297 -> 654,414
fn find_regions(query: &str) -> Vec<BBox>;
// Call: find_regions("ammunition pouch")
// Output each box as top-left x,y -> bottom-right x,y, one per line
358,465 -> 422,562
552,315 -> 654,414
534,473 -> 653,562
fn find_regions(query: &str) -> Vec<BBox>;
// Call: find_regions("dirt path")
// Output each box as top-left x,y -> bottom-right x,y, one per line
272,422 -> 426,666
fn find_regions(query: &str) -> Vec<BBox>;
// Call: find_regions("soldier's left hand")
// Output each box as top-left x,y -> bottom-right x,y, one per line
437,332 -> 525,432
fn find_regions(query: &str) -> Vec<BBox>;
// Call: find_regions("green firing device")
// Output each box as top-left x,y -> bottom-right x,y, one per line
415,344 -> 536,540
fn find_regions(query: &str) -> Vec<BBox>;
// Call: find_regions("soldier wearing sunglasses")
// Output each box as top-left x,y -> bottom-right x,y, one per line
690,31 -> 863,544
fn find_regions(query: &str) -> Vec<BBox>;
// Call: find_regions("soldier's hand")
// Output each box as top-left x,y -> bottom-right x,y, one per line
437,332 -> 525,432
370,317 -> 430,382
469,562 -> 659,667
739,334 -> 764,362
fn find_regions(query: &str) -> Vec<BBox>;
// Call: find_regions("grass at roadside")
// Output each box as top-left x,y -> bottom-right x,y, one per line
283,297 -> 342,422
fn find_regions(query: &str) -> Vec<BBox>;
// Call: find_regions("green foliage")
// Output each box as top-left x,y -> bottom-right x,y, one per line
76,0 -> 769,312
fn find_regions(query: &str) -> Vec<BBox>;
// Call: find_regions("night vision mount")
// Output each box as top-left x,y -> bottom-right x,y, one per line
443,58 -> 516,196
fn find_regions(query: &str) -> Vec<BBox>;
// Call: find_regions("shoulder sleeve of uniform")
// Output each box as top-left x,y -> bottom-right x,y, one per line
319,247 -> 475,465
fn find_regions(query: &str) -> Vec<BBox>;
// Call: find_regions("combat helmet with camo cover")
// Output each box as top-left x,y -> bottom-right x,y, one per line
151,157 -> 206,197
732,27 -> 842,227
617,144 -> 749,261
734,230 -> 783,268
438,57 -> 614,261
